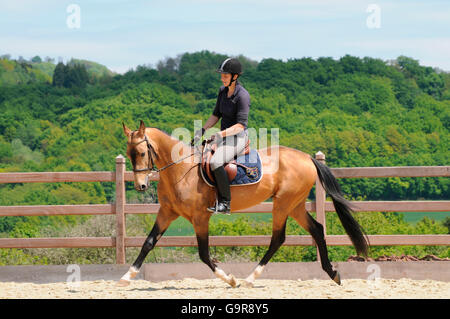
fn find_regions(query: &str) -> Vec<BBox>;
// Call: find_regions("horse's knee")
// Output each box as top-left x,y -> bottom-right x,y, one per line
273,226 -> 287,247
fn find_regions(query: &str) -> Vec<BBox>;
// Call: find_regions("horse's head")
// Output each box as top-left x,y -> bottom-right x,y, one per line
123,120 -> 155,192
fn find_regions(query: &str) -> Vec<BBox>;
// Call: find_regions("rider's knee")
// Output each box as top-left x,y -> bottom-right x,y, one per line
210,159 -> 224,171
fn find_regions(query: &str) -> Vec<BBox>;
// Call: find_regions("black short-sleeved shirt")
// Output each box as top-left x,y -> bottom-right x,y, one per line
212,81 -> 250,131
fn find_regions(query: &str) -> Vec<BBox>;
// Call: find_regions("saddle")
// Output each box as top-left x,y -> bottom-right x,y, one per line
201,139 -> 251,183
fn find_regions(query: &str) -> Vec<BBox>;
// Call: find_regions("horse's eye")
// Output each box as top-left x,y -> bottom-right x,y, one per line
141,152 -> 146,157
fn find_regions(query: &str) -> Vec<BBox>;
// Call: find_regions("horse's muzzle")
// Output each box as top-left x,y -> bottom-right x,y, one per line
135,174 -> 150,192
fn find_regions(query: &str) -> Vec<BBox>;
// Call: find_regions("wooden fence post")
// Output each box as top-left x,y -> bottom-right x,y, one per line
115,155 -> 126,264
315,151 -> 326,262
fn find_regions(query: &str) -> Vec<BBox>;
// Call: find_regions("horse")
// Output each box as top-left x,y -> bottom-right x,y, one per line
118,120 -> 369,287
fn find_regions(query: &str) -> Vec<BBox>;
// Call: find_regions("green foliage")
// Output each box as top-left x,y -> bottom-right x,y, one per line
67,58 -> 115,81
0,58 -> 52,85
52,62 -> 89,88
0,248 -> 48,266
0,56 -> 114,87
444,217 -> 450,234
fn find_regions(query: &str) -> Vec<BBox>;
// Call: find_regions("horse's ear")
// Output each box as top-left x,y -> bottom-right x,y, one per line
138,120 -> 146,136
122,122 -> 132,137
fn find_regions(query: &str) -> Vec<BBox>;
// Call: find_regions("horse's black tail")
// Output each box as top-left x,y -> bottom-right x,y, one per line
311,157 -> 369,257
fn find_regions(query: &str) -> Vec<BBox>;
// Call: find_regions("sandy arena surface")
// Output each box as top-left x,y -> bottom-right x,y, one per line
1,278 -> 449,299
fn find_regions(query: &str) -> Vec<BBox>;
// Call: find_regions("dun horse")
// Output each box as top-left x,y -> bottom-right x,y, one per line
118,120 -> 369,287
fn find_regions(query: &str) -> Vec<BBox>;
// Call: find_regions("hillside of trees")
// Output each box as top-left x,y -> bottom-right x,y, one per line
0,55 -> 114,86
0,51 -> 448,263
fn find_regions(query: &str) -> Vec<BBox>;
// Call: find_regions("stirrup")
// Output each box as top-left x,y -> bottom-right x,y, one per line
207,198 -> 231,215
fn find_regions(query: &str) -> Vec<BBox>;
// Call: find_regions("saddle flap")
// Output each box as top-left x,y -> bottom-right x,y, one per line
203,144 -> 215,182
225,161 -> 237,181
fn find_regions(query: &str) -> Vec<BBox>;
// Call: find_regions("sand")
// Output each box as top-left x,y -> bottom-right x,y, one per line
0,278 -> 449,299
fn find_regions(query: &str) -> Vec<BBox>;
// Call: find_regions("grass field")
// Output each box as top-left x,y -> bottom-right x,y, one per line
161,211 -> 449,236
163,213 -> 272,236
400,211 -> 450,224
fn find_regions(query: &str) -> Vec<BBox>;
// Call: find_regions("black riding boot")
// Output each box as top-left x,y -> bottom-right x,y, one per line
207,166 -> 231,215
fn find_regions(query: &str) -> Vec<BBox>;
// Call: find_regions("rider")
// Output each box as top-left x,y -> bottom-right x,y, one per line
191,58 -> 250,214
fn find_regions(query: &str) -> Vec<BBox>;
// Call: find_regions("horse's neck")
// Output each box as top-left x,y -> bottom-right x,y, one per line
147,128 -> 195,173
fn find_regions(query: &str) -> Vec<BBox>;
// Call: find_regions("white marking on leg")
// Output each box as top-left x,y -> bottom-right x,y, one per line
244,265 -> 265,286
214,267 -> 231,282
214,267 -> 237,287
120,266 -> 139,281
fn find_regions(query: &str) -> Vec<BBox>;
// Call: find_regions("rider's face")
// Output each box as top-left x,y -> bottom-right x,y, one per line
220,73 -> 237,86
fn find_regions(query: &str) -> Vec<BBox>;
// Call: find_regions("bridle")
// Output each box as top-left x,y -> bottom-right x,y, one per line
127,131 -> 201,174
127,131 -> 158,173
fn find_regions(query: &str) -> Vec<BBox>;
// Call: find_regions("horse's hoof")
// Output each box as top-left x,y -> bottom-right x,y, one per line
228,274 -> 237,288
241,280 -> 254,288
332,271 -> 341,285
116,279 -> 130,287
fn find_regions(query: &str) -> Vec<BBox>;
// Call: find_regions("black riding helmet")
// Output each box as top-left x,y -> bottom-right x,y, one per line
216,58 -> 242,87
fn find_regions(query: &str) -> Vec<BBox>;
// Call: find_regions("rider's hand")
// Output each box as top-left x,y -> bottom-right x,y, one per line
190,128 -> 205,146
209,132 -> 223,144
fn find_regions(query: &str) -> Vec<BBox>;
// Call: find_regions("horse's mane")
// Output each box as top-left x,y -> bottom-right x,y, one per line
152,127 -> 171,137
150,126 -> 196,147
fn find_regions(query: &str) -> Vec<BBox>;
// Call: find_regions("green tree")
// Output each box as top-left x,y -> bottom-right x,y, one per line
52,62 -> 66,87
31,56 -> 42,63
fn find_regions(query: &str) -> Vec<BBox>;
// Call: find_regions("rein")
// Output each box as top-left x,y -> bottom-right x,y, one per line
127,131 -> 202,174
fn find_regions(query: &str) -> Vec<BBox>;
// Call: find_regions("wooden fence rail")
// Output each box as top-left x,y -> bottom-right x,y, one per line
0,152 -> 449,264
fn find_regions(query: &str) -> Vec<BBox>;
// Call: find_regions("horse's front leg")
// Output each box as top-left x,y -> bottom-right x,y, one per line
117,208 -> 177,287
193,216 -> 237,288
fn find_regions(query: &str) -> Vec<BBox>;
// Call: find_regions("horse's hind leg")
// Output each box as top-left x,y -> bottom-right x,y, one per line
290,202 -> 341,285
192,214 -> 237,288
243,208 -> 288,288
117,207 -> 177,287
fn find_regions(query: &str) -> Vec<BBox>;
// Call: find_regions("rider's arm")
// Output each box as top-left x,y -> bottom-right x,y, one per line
219,123 -> 244,138
204,117 -> 244,138
203,88 -> 223,132
203,114 -> 220,131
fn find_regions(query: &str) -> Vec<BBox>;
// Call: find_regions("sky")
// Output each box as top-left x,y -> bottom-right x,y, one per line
1,0 -> 449,74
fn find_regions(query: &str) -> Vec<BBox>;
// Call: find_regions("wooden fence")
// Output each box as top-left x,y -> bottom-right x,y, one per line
0,152 -> 449,264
